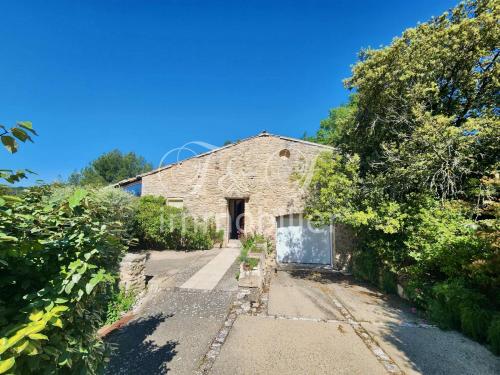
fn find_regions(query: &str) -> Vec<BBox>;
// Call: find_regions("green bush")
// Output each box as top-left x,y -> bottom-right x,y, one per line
428,280 -> 494,342
133,195 -> 217,250
0,185 -> 129,373
105,287 -> 136,326
240,232 -> 270,254
487,315 -> 500,355
206,218 -> 224,248
238,245 -> 259,270
303,0 -> 499,353
379,268 -> 397,294
352,248 -> 380,285
238,244 -> 250,263
429,280 -> 472,329
243,257 -> 259,269
460,305 -> 491,342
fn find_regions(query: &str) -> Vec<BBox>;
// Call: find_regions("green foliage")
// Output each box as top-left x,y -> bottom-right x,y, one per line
0,122 -> 36,184
428,280 -> 494,342
0,185 -> 129,373
240,232 -> 270,254
238,245 -> 250,263
133,195 -> 216,250
352,249 -> 380,286
380,268 -> 398,295
487,315 -> 500,355
238,233 -> 268,269
305,152 -> 362,227
238,245 -> 259,269
305,0 -> 499,352
428,280 -> 481,329
305,95 -> 358,146
244,257 -> 259,269
207,218 -> 224,248
343,0 -> 499,189
460,305 -> 491,342
69,150 -> 152,186
0,122 -> 132,373
0,121 -> 36,155
105,288 -> 136,326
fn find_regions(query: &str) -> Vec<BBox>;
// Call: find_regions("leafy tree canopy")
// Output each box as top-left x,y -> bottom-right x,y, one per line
69,150 -> 153,186
311,0 -> 499,201
305,95 -> 358,146
305,0 -> 499,351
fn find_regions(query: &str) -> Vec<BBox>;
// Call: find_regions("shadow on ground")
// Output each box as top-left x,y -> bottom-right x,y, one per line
105,313 -> 178,375
287,269 -> 411,310
285,270 -> 500,374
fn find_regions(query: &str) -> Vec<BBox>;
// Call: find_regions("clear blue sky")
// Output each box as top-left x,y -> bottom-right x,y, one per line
1,0 -> 457,184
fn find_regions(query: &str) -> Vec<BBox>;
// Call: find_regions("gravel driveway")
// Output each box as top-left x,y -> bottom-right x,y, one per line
105,249 -> 239,375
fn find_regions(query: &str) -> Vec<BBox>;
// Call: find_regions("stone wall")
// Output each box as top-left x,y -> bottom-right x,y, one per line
141,133 -> 333,243
333,223 -> 356,271
119,252 -> 148,294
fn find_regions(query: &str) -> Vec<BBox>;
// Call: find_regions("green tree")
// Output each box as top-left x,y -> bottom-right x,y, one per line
69,150 -> 152,186
342,0 -> 499,199
0,124 -> 133,373
306,0 -> 499,351
306,95 -> 357,146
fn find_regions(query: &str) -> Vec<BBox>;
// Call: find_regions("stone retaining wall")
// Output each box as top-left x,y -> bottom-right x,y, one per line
119,252 -> 149,294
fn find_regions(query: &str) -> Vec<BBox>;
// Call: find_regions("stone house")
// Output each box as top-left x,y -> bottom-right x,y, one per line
117,131 -> 353,267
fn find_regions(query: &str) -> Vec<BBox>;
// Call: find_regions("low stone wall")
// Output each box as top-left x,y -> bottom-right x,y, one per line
238,251 -> 266,289
119,252 -> 149,294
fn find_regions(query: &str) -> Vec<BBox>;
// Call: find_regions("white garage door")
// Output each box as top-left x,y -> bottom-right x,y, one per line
276,215 -> 332,265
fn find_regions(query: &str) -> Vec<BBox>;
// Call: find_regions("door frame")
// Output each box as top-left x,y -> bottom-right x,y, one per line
226,198 -> 246,241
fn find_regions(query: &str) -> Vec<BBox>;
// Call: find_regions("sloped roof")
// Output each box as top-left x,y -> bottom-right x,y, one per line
114,131 -> 335,187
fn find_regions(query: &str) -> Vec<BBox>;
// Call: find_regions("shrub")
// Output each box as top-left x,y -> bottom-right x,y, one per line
428,280 -> 471,329
460,305 -> 491,342
352,248 -> 380,285
133,195 -> 216,250
487,315 -> 500,355
238,245 -> 250,263
105,287 -> 136,326
428,280 -> 493,340
238,233 -> 269,270
0,185 -> 129,373
238,245 -> 259,270
379,268 -> 397,294
206,218 -> 224,248
51,185 -> 138,245
240,232 -> 270,253
243,257 -> 259,270
303,0 -> 499,353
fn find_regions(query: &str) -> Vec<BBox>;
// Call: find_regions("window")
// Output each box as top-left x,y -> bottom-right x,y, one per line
121,182 -> 142,197
166,198 -> 184,209
279,149 -> 290,159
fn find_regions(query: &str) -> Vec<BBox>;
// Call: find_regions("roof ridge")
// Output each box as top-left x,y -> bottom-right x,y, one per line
114,132 -> 335,186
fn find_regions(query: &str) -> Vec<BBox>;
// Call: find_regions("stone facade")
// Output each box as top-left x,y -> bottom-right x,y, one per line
140,133 -> 333,243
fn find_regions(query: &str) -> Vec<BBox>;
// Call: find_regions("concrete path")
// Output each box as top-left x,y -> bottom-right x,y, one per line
211,270 -> 500,375
105,249 -> 239,375
180,247 -> 240,291
211,315 -> 386,375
